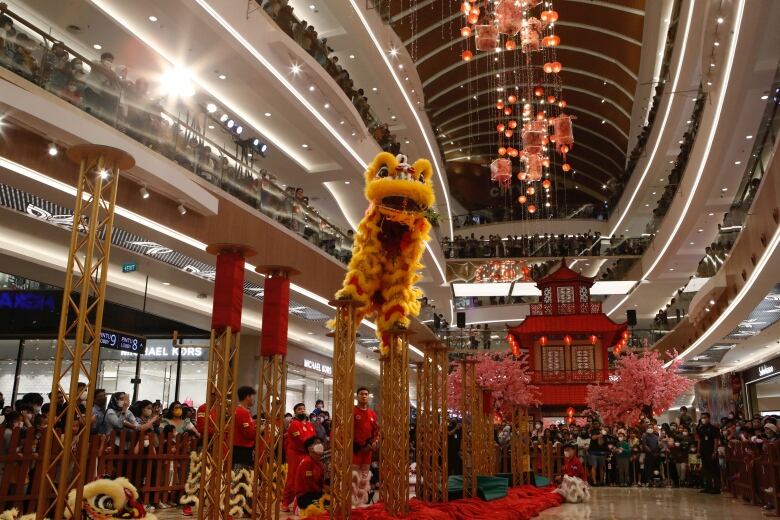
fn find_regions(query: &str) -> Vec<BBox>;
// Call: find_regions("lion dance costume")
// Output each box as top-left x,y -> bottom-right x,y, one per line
334,152 -> 435,354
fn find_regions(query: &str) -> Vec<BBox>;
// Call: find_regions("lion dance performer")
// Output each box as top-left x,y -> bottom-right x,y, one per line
334,151 -> 435,353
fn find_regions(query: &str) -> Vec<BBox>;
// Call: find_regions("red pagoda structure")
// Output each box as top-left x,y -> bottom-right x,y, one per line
507,260 -> 628,414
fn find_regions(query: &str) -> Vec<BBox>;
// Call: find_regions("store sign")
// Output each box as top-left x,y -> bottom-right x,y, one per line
120,346 -> 204,359
0,290 -> 58,312
759,365 -> 774,377
100,329 -> 146,355
745,356 -> 780,384
304,358 -> 332,375
122,262 -> 138,273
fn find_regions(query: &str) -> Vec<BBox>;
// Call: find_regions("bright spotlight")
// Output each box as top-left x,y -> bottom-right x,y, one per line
177,204 -> 187,215
226,119 -> 235,129
219,113 -> 229,122
235,126 -> 243,135
47,143 -> 58,156
206,102 -> 217,113
139,186 -> 150,199
160,67 -> 195,98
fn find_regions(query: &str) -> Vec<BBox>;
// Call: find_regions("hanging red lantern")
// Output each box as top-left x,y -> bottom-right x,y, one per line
622,330 -> 629,340
543,62 -> 553,74
549,135 -> 556,143
470,6 -> 480,16
467,12 -> 479,24
517,171 -> 527,180
460,1 -> 471,14
461,50 -> 473,61
504,129 -> 513,138
505,39 -> 517,50
504,107 -> 513,116
547,95 -> 556,104
542,179 -> 551,189
558,99 -> 568,108
561,144 -> 570,154
542,35 -> 560,47
461,26 -> 472,38
497,123 -> 506,132
564,335 -> 572,346
518,195 -> 527,204
541,157 -> 550,167
566,406 -> 575,417
526,186 -> 535,195
509,147 -> 519,157
496,100 -> 505,110
508,119 -> 518,129
541,137 -> 549,145
551,61 -> 563,73
507,94 -> 517,104
539,335 -> 548,346
590,334 -> 597,345
562,163 -> 571,172
528,204 -> 537,214
540,10 -> 559,23
536,112 -> 545,121
534,86 -> 544,97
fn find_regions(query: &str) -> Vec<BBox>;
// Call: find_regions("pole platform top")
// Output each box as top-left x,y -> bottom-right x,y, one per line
328,298 -> 363,307
255,265 -> 301,277
206,243 -> 257,257
67,144 -> 135,170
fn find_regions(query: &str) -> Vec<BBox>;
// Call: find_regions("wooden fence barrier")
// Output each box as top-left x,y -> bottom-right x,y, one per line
0,427 -> 195,514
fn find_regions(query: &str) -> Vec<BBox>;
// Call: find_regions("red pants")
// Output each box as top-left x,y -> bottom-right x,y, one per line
283,450 -> 305,506
353,449 -> 373,466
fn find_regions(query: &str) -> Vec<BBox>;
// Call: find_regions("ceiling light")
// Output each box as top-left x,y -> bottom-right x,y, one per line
398,64 -> 404,69
746,135 -> 753,139
545,202 -> 551,207
710,63 -> 715,67
709,299 -> 716,305
47,143 -> 58,156
148,15 -> 158,22
302,144 -> 309,148
139,186 -> 150,199
349,54 -> 355,59
177,204 -> 187,215
235,126 -> 243,134
717,16 -> 724,23
207,124 -> 214,129
602,184 -> 607,189
669,268 -> 675,271
161,67 -> 195,98
708,212 -> 714,216
734,160 -> 741,165
644,204 -> 649,207
698,228 -> 703,232
345,181 -> 350,185
218,73 -> 227,80
324,103 -> 330,108
721,187 -> 728,192
404,139 -> 410,144
706,81 -> 712,86
93,43 -> 102,50
372,87 -> 378,92
713,41 -> 720,46
689,241 -> 695,245
220,113 -> 229,122
309,4 -> 316,10
761,94 -> 769,100
601,120 -> 606,124
308,85 -> 315,92
652,192 -> 657,195
162,282 -> 170,286
291,63 -> 301,75
264,112 -> 271,117
391,115 -> 397,120
601,99 -> 605,103
98,169 -> 109,179
206,102 -> 217,113
226,119 -> 235,129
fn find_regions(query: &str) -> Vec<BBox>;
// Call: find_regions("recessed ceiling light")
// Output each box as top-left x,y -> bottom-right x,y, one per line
349,54 -> 355,59
309,4 -> 316,10
351,132 -> 356,136
391,115 -> 397,120
93,43 -> 102,50
207,124 -> 214,129
264,112 -> 271,117
734,160 -> 741,165
601,120 -> 606,124
291,64 -> 301,75
721,187 -> 728,192
708,212 -> 714,216
652,191 -> 657,195
698,228 -> 703,232
709,299 -> 716,305
302,144 -> 309,148
746,135 -> 753,139
669,268 -> 675,271
644,204 -> 649,207
404,139 -> 410,144
689,241 -> 695,245
218,73 -> 227,80
706,81 -> 712,86
601,184 -> 607,189
761,94 -> 769,100
398,64 -> 404,69
714,41 -> 720,46
716,16 -> 724,23
324,103 -> 330,108
389,47 -> 399,57
206,102 -> 217,113
308,85 -> 315,91
162,282 -> 171,286
686,120 -> 692,124
372,87 -> 378,92
345,181 -> 350,185
148,15 -> 158,22
678,140 -> 684,144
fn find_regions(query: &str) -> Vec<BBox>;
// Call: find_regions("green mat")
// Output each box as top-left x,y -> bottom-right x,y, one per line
446,475 -> 509,501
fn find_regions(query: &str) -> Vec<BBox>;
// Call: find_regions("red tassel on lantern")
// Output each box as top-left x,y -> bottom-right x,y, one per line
260,274 -> 291,356
539,335 -> 548,346
590,334 -> 597,345
211,249 -> 247,332
564,335 -> 572,346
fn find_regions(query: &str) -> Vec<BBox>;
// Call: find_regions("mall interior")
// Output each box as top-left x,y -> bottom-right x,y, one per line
0,0 -> 779,519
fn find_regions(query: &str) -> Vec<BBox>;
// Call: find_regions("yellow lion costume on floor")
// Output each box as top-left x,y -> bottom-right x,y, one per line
335,152 -> 435,352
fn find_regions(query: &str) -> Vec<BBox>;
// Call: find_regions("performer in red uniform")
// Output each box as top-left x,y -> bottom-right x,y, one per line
233,386 -> 256,467
282,402 -> 315,512
561,444 -> 588,481
195,391 -> 217,438
293,436 -> 327,512
352,387 -> 379,506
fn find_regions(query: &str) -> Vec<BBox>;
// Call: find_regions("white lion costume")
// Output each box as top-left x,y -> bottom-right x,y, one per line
555,475 -> 591,503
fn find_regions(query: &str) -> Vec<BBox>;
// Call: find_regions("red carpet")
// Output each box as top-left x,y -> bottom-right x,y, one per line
313,485 -> 563,519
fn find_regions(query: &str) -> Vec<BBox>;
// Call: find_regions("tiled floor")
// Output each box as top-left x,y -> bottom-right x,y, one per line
155,488 -> 771,519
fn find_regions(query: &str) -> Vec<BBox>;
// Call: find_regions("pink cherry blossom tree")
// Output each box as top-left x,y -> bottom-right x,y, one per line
448,352 -> 540,413
586,349 -> 692,426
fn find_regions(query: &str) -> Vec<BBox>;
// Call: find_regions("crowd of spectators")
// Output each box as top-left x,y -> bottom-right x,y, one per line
261,0 -> 400,153
0,12 -> 354,264
441,233 -> 649,259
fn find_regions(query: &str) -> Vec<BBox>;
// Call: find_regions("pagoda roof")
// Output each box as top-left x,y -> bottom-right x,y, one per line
536,259 -> 595,288
508,313 -> 627,348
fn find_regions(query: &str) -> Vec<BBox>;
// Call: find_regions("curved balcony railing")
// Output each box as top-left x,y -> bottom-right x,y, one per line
0,5 -> 353,263
442,234 -> 651,260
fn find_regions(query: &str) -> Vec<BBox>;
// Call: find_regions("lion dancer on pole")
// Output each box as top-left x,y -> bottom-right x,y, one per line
352,387 -> 379,506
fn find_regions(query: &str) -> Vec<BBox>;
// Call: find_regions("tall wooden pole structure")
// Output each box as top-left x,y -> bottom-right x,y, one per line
415,341 -> 449,503
510,406 -> 532,485
460,357 -> 478,498
329,299 -> 359,520
379,329 -> 410,516
198,244 -> 255,520
35,145 -> 134,520
253,266 -> 298,520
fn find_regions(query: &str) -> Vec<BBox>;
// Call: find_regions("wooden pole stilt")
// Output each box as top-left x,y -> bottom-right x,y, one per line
379,329 -> 410,517
35,145 -> 134,520
329,300 -> 359,520
511,406 -> 532,486
460,357 -> 478,498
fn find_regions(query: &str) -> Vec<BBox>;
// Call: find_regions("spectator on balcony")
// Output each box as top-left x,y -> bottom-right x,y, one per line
11,33 -> 39,80
42,41 -> 70,93
0,17 -> 17,71
83,51 -> 122,122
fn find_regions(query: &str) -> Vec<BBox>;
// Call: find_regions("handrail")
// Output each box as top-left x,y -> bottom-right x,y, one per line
0,4 -> 354,263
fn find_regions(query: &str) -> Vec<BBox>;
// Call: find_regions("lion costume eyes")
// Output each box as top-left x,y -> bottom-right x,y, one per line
375,166 -> 389,179
92,494 -> 115,511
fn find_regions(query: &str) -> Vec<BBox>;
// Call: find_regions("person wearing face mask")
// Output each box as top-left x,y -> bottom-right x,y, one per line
83,51 -> 120,121
21,393 -> 44,416
615,432 -> 631,486
105,392 -> 138,434
91,389 -> 110,435
672,427 -> 691,486
282,402 -> 316,512
696,412 -> 721,494
293,437 -> 328,513
160,401 -> 199,439
640,425 -> 660,486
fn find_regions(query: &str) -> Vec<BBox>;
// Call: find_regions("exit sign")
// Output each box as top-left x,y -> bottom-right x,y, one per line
122,262 -> 138,273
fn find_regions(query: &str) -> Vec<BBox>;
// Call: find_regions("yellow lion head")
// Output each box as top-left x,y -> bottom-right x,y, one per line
364,152 -> 434,226
65,477 -> 156,519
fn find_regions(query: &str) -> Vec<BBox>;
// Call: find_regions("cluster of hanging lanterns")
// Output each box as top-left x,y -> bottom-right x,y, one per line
458,0 -> 576,216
